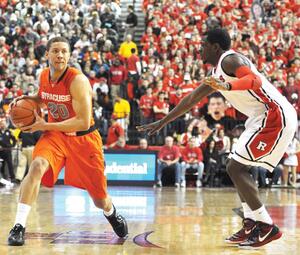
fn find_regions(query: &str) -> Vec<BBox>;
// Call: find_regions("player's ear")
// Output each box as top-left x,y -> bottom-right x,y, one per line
212,43 -> 219,51
45,51 -> 49,60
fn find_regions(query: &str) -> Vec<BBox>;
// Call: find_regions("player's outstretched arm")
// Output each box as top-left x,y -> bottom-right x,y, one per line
137,84 -> 214,135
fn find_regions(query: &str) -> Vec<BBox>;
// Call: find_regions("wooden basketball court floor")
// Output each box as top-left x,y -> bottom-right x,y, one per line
0,185 -> 299,255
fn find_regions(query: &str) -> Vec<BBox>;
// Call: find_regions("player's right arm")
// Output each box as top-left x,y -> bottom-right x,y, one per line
137,84 -> 214,135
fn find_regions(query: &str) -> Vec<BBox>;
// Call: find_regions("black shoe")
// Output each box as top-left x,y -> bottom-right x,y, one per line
104,206 -> 128,238
238,221 -> 282,248
8,224 -> 26,246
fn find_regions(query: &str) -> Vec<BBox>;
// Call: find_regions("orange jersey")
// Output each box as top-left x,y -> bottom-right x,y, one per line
38,67 -> 94,125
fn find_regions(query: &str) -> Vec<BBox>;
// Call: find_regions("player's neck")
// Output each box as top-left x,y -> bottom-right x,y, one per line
212,50 -> 225,67
49,66 -> 68,83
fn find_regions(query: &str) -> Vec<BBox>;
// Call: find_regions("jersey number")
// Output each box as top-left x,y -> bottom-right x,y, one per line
48,102 -> 70,119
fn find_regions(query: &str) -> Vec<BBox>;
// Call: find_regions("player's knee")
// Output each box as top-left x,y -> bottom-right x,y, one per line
226,159 -> 247,178
28,158 -> 49,181
226,158 -> 236,177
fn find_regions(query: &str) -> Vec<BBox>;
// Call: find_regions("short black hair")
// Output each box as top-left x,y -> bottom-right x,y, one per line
208,92 -> 225,102
46,36 -> 71,52
131,48 -> 136,53
206,28 -> 231,50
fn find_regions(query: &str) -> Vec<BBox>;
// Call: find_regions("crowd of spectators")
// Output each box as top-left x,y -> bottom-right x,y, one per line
0,0 -> 299,187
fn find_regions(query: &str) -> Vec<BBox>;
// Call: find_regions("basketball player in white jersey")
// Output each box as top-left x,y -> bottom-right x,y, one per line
137,28 -> 297,248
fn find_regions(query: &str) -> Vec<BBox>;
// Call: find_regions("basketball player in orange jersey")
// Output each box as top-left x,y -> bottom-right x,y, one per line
138,28 -> 297,248
7,37 -> 128,246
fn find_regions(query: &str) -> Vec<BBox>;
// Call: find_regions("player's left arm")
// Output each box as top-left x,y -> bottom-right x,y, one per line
22,74 -> 92,133
204,54 -> 262,91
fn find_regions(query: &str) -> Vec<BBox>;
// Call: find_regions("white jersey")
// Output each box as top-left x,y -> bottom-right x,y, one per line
213,50 -> 297,171
211,49 -> 293,118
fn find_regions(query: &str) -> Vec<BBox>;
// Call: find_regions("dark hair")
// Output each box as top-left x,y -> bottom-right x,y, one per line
208,92 -> 225,102
131,48 -> 136,54
206,28 -> 231,50
46,37 -> 71,52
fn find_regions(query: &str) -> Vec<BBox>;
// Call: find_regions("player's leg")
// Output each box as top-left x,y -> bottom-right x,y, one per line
92,195 -> 128,238
64,131 -> 128,238
226,159 -> 282,248
8,156 -> 49,246
225,182 -> 256,244
8,131 -> 66,246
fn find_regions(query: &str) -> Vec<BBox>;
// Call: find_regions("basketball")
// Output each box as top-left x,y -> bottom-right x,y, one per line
10,99 -> 42,128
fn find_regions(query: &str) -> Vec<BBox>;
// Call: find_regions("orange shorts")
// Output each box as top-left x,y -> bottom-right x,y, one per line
33,130 -> 107,199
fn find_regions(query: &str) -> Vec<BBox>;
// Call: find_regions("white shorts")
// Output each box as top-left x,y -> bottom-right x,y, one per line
230,106 -> 297,171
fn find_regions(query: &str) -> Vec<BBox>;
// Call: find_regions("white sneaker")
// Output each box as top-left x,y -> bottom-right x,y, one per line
180,181 -> 186,188
175,183 -> 180,188
196,180 -> 202,188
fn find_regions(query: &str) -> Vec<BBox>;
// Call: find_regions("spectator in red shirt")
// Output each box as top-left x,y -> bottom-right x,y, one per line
106,116 -> 125,148
127,48 -> 141,90
153,92 -> 169,120
153,92 -> 169,145
156,136 -> 181,187
88,70 -> 100,87
109,58 -> 127,103
180,137 -> 204,188
140,86 -> 154,124
10,84 -> 23,97
112,137 -> 130,150
169,87 -> 185,134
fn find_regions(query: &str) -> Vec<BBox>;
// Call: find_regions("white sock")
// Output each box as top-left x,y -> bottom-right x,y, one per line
14,203 -> 31,227
241,202 -> 255,221
253,205 -> 273,224
103,204 -> 115,217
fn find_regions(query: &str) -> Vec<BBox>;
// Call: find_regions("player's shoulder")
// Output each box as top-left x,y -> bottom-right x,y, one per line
222,51 -> 250,66
40,67 -> 50,77
66,67 -> 89,84
67,66 -> 82,76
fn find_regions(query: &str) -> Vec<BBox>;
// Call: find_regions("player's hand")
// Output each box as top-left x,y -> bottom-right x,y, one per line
203,77 -> 231,91
8,95 -> 26,112
136,120 -> 165,135
20,110 -> 46,133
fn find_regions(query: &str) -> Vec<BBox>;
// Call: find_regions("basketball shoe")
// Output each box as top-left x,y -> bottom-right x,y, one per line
104,206 -> 128,238
225,218 -> 256,244
238,221 -> 282,248
8,223 -> 25,246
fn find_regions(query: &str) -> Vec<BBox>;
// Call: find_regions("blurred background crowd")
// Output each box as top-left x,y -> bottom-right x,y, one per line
0,0 -> 299,188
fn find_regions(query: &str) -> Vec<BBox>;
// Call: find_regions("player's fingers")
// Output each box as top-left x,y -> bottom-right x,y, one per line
20,127 -> 31,132
33,110 -> 40,118
148,126 -> 162,136
136,124 -> 151,132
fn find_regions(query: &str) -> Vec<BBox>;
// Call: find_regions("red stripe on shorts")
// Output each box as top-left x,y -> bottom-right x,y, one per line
246,88 -> 284,160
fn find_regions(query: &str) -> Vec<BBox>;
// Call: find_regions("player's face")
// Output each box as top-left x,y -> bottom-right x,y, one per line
47,42 -> 70,71
201,38 -> 213,64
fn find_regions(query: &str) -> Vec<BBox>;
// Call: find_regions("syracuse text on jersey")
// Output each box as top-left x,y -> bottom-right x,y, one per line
41,92 -> 71,102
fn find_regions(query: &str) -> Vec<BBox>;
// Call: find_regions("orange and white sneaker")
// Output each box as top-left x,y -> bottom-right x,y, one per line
225,218 -> 256,244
